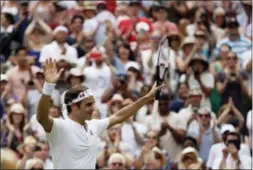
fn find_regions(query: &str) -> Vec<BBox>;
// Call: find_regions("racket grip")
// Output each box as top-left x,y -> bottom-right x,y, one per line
151,100 -> 159,124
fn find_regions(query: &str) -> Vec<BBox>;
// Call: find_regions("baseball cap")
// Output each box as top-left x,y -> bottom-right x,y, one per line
221,124 -> 236,134
125,61 -> 140,71
69,68 -> 83,77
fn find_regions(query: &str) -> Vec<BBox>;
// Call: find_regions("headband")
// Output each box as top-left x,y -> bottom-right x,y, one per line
67,89 -> 93,105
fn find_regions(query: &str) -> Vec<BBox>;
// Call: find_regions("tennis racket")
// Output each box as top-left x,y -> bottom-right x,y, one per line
151,36 -> 171,124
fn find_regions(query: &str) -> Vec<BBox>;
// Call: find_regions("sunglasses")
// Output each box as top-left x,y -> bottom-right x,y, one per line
227,56 -> 237,60
112,162 -> 123,166
199,114 -> 210,118
183,155 -> 196,161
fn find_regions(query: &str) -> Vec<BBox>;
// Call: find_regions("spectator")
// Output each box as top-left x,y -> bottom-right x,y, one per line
207,124 -> 251,169
107,153 -> 126,169
187,107 -> 221,163
39,25 -> 78,65
5,47 -> 40,102
182,136 -> 198,149
212,131 -> 251,169
82,1 -> 98,37
141,147 -> 167,169
171,147 -> 205,170
215,17 -> 251,62
211,7 -> 226,42
26,158 -> 44,170
170,82 -> 189,113
66,15 -> 84,46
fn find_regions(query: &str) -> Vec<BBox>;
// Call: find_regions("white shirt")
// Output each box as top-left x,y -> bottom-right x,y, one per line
207,142 -> 251,168
145,112 -> 187,162
212,154 -> 251,169
46,118 -> 109,169
83,18 -> 99,35
39,41 -> 78,64
246,110 -> 252,149
25,158 -> 54,169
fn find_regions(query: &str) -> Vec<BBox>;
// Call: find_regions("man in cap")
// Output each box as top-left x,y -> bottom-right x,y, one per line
207,124 -> 251,169
36,58 -> 164,169
39,25 -> 78,65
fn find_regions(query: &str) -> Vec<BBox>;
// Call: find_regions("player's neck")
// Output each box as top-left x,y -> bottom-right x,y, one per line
69,114 -> 86,125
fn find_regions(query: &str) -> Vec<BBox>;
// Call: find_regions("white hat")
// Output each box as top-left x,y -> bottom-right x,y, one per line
221,124 -> 236,134
53,25 -> 69,35
181,147 -> 198,155
181,36 -> 196,48
111,94 -> 124,102
0,74 -> 7,82
198,107 -> 211,115
10,103 -> 25,113
136,22 -> 150,32
125,61 -> 140,71
69,68 -> 83,77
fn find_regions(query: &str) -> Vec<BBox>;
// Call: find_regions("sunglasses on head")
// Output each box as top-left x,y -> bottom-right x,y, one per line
112,162 -> 123,166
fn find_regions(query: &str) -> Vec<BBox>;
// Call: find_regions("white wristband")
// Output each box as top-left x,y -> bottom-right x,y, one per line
42,82 -> 56,96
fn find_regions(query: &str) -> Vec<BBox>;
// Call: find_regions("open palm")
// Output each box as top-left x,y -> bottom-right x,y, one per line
43,58 -> 64,84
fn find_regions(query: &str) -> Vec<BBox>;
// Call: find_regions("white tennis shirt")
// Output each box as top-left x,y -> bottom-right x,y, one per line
45,117 -> 109,169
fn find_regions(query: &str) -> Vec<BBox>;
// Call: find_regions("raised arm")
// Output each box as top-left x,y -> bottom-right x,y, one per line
36,58 -> 64,132
108,83 -> 164,128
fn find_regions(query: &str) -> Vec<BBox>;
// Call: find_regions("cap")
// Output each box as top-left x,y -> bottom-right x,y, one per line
181,36 -> 195,48
221,124 -> 236,134
125,61 -> 140,71
10,103 -> 25,114
136,22 -> 150,32
198,107 -> 211,115
111,94 -> 124,103
69,68 -> 83,77
181,147 -> 198,155
82,1 -> 96,10
53,25 -> 68,35
188,88 -> 203,97
213,7 -> 225,17
0,74 -> 8,82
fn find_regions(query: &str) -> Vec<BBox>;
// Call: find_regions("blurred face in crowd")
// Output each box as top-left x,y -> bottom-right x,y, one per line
143,152 -> 162,169
33,143 -> 49,161
226,51 -> 238,69
182,152 -> 198,167
83,9 -> 95,18
83,37 -> 95,52
108,124 -> 121,141
145,131 -> 158,148
72,17 -> 83,32
109,157 -> 125,170
110,100 -> 123,114
159,100 -> 169,116
49,106 -> 61,118
31,28 -> 44,43
128,4 -> 139,17
140,85 -> 151,97
228,27 -> 239,40
70,76 -> 82,87
36,73 -> 45,86
195,35 -> 205,47
192,60 -> 205,73
11,112 -> 24,126
54,31 -> 67,44
1,13 -> 9,27
188,95 -> 202,108
0,80 -> 8,92
219,44 -> 230,60
198,112 -> 211,127
170,35 -> 181,50
215,15 -> 225,27
183,44 -> 194,56
119,45 -> 131,61
156,8 -> 167,21
16,49 -> 28,68
183,139 -> 197,149
115,5 -> 127,17
178,83 -> 189,100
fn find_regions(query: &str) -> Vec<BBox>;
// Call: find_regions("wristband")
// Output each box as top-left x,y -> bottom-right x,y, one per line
42,82 -> 56,96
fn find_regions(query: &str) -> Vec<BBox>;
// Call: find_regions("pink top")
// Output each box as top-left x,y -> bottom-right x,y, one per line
6,66 -> 40,101
152,21 -> 178,34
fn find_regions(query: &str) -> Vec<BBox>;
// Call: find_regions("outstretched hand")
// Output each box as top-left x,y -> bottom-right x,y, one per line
145,82 -> 166,101
43,58 -> 64,84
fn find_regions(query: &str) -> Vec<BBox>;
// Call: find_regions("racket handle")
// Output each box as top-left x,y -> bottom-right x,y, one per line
151,100 -> 159,124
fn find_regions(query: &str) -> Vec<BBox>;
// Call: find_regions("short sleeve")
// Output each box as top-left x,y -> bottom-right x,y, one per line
211,157 -> 222,169
93,118 -> 109,136
45,118 -> 65,143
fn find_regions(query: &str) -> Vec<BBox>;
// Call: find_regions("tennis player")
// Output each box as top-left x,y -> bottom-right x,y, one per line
36,58 -> 164,169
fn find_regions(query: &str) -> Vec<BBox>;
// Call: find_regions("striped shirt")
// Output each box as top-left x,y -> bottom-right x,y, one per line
215,36 -> 251,63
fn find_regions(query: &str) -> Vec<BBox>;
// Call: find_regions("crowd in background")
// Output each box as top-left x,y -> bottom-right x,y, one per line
0,0 -> 252,169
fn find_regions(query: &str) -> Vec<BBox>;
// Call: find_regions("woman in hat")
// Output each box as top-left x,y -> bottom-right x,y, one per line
171,147 -> 205,170
168,32 -> 183,56
1,103 -> 33,153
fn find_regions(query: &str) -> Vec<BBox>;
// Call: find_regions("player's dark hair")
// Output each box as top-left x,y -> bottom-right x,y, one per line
14,46 -> 27,56
64,86 -> 88,113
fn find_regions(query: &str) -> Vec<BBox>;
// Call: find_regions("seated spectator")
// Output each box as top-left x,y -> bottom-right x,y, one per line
182,136 -> 198,150
207,124 -> 251,169
26,158 -> 44,170
211,7 -> 226,42
1,103 -> 33,153
170,82 -> 189,113
171,147 -> 205,170
141,147 -> 167,169
66,15 -> 84,47
211,131 -> 251,169
107,153 -> 126,169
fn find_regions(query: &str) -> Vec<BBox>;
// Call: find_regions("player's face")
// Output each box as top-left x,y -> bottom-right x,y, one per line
77,97 -> 96,120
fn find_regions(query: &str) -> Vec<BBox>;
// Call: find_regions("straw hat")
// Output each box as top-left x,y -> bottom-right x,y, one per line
180,36 -> 195,49
188,55 -> 209,71
82,1 -> 96,10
